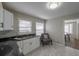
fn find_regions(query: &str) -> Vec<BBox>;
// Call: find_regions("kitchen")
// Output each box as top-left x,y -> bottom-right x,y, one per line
0,2 -> 45,56
1,2 -> 79,56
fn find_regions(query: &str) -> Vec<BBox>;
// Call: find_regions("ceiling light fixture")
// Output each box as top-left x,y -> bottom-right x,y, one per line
47,2 -> 62,9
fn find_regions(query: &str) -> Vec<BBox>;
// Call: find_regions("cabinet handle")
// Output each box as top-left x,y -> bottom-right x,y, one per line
1,23 -> 3,27
0,23 -> 3,27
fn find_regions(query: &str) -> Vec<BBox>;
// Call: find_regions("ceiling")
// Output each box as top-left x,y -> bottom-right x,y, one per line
3,2 -> 79,20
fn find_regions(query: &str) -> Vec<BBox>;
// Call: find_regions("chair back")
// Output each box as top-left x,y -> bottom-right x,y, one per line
40,33 -> 50,40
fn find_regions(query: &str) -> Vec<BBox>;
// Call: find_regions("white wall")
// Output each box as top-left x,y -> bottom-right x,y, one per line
46,19 -> 64,44
46,13 -> 79,45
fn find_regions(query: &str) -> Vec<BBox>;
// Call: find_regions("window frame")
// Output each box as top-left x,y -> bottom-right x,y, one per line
36,22 -> 44,36
64,23 -> 73,34
19,20 -> 32,34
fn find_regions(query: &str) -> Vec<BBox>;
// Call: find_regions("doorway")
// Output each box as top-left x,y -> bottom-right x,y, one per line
64,20 -> 79,50
64,20 -> 73,47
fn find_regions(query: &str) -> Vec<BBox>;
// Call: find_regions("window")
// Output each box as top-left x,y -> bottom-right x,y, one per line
64,23 -> 73,34
36,22 -> 44,36
19,20 -> 32,33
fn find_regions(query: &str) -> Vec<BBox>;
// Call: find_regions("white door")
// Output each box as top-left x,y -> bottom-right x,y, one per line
3,9 -> 13,30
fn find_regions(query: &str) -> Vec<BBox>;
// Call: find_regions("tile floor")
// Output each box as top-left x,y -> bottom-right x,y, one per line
27,42 -> 79,56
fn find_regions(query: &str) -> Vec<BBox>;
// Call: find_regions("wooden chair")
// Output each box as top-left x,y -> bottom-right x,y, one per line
40,33 -> 52,46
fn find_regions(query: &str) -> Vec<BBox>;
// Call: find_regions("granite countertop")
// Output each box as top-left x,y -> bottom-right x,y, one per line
13,36 -> 36,41
0,34 -> 37,42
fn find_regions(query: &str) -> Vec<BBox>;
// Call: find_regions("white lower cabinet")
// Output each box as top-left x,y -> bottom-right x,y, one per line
23,37 -> 40,55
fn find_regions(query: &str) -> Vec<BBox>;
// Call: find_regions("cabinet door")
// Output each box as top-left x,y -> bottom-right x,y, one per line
33,37 -> 40,49
23,39 -> 32,55
0,2 -> 3,31
3,9 -> 13,30
0,2 -> 3,23
23,37 -> 40,55
29,37 -> 40,51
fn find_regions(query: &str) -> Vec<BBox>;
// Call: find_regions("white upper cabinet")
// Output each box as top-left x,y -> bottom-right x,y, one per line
0,2 -> 3,23
0,3 -> 14,31
0,2 -> 3,31
3,9 -> 14,30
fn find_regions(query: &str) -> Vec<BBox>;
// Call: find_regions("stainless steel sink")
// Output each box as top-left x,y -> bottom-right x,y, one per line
0,45 -> 13,56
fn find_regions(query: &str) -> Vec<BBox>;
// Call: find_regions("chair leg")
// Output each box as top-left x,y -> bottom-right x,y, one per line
51,42 -> 52,45
50,41 -> 53,45
41,41 -> 44,46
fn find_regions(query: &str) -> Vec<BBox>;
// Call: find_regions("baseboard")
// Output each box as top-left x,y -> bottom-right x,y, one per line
52,40 -> 65,46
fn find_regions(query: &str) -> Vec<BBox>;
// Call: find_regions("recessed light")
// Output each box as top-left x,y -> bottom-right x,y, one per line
47,2 -> 62,9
